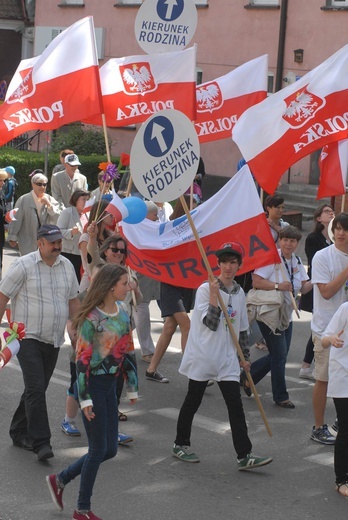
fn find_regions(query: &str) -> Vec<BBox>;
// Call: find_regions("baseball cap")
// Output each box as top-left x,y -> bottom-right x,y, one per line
215,242 -> 244,259
37,224 -> 63,242
64,153 -> 81,166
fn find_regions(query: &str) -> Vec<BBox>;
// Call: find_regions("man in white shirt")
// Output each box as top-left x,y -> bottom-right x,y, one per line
51,154 -> 88,207
310,213 -> 348,444
0,225 -> 80,461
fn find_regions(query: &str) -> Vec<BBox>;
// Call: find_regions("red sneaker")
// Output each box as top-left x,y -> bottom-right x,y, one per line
72,511 -> 103,520
46,474 -> 64,511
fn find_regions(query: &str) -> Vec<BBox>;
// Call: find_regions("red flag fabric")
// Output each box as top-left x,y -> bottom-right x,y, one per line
120,165 -> 279,289
85,46 -> 197,127
232,45 -> 348,194
0,16 -> 103,147
105,192 -> 129,222
195,55 -> 268,143
317,139 -> 348,199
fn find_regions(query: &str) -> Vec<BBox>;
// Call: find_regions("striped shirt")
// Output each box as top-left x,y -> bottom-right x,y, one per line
0,249 -> 79,347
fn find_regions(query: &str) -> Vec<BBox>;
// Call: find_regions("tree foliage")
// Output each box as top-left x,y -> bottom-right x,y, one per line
51,125 -> 111,156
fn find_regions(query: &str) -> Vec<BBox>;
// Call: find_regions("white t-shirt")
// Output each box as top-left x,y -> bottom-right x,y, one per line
311,245 -> 348,338
253,250 -> 308,308
323,302 -> 348,398
179,283 -> 249,382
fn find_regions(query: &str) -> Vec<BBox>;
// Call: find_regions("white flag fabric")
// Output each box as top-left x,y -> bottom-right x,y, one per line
232,45 -> 348,194
121,165 -> 279,289
317,139 -> 348,199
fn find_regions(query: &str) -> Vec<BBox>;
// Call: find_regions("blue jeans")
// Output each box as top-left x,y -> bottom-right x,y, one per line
58,375 -> 118,511
250,321 -> 293,404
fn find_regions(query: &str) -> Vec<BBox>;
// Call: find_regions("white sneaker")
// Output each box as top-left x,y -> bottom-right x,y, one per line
299,367 -> 315,380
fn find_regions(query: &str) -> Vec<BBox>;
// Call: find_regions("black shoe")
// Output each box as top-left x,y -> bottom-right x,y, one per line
240,371 -> 252,397
37,444 -> 54,461
12,438 -> 33,451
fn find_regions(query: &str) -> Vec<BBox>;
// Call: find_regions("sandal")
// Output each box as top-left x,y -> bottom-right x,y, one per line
118,411 -> 128,422
240,371 -> 252,397
275,400 -> 295,409
336,482 -> 348,497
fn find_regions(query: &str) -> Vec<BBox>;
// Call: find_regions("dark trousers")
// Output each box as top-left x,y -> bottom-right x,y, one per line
61,252 -> 81,284
333,398 -> 348,485
175,379 -> 252,460
250,321 -> 292,404
9,338 -> 59,452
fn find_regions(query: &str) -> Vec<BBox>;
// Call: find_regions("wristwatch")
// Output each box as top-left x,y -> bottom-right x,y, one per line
275,283 -> 279,290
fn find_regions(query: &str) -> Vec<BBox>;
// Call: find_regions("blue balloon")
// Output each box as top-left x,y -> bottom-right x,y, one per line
123,197 -> 147,224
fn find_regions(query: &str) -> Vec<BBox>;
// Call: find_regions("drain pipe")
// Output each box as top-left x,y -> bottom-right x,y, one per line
275,0 -> 288,92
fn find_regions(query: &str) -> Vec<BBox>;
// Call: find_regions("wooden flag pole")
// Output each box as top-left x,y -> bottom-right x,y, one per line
94,114 -> 112,221
179,195 -> 272,437
279,263 -> 301,319
341,193 -> 346,213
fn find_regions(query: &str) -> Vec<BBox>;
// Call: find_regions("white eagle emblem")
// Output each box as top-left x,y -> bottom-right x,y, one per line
122,63 -> 155,94
196,82 -> 222,112
7,69 -> 35,104
283,87 -> 325,128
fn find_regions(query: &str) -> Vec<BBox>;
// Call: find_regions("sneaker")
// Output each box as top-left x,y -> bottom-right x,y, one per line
72,511 -> 102,520
146,370 -> 169,383
61,420 -> 81,437
172,444 -> 200,463
332,419 -> 339,434
46,474 -> 64,511
237,452 -> 273,471
118,432 -> 133,445
310,424 -> 336,445
299,367 -> 315,380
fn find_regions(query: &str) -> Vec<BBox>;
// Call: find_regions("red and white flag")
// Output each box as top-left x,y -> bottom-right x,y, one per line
0,16 -> 103,147
195,55 -> 268,143
120,165 -> 279,289
85,46 -> 197,127
105,192 -> 129,223
317,139 -> 348,199
5,208 -> 18,223
232,44 -> 348,194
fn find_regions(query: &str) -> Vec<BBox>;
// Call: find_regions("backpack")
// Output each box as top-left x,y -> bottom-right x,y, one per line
3,178 -> 18,202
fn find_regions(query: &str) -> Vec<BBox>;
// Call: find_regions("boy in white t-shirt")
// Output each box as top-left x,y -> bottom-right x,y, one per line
172,242 -> 272,471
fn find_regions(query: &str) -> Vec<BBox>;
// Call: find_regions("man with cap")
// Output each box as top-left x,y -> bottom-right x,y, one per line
8,171 -> 61,256
172,242 -> 273,470
4,165 -> 17,211
51,153 -> 88,208
0,224 -> 80,461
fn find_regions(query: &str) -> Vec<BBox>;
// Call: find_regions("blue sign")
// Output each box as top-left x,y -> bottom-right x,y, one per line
156,0 -> 184,22
143,115 -> 175,157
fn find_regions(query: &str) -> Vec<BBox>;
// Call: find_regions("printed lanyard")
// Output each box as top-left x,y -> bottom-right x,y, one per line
281,253 -> 295,296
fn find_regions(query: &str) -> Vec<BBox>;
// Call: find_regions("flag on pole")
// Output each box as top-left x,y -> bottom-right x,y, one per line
195,55 -> 268,143
105,192 -> 129,222
0,16 -> 103,147
317,139 -> 348,199
85,46 -> 197,127
120,165 -> 280,289
5,208 -> 18,223
232,44 -> 348,194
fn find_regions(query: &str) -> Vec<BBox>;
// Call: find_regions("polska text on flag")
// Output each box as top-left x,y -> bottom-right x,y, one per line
232,44 -> 348,194
0,16 -> 103,147
120,165 -> 280,289
317,139 -> 348,199
85,46 -> 197,127
195,55 -> 268,143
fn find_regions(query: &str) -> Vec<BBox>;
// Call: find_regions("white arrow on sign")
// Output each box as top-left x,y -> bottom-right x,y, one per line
151,122 -> 167,153
164,0 -> 178,20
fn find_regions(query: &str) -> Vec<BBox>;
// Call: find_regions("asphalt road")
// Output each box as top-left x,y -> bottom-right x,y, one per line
0,239 -> 346,520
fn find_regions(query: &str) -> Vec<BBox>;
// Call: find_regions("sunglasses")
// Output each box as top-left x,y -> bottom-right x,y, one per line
35,182 -> 48,187
109,247 -> 126,254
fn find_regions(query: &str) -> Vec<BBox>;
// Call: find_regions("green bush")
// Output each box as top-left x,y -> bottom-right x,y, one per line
0,148 -> 121,200
51,125 -> 112,156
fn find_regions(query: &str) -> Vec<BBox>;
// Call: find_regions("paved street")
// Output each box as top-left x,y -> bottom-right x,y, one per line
0,233 -> 346,520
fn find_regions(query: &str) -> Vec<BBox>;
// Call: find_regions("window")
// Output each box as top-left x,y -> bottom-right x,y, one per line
267,73 -> 274,94
249,0 -> 279,5
61,0 -> 84,4
331,0 -> 348,5
196,68 -> 203,86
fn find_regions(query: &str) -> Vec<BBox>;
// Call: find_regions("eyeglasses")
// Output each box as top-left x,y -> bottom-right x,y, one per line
322,209 -> 334,214
109,247 -> 126,254
34,182 -> 48,187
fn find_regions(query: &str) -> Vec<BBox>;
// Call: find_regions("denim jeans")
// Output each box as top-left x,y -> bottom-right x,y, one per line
333,398 -> 348,485
58,375 -> 118,511
9,338 -> 59,451
175,379 -> 252,460
250,321 -> 293,403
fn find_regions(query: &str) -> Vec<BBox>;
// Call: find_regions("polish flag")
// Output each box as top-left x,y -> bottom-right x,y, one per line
85,46 -> 197,127
120,165 -> 279,289
5,208 -> 18,223
232,44 -> 348,194
317,139 -> 348,199
0,16 -> 103,147
195,55 -> 268,143
105,192 -> 129,223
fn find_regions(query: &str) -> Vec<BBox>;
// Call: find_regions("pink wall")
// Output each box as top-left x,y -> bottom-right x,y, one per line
34,0 -> 348,184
